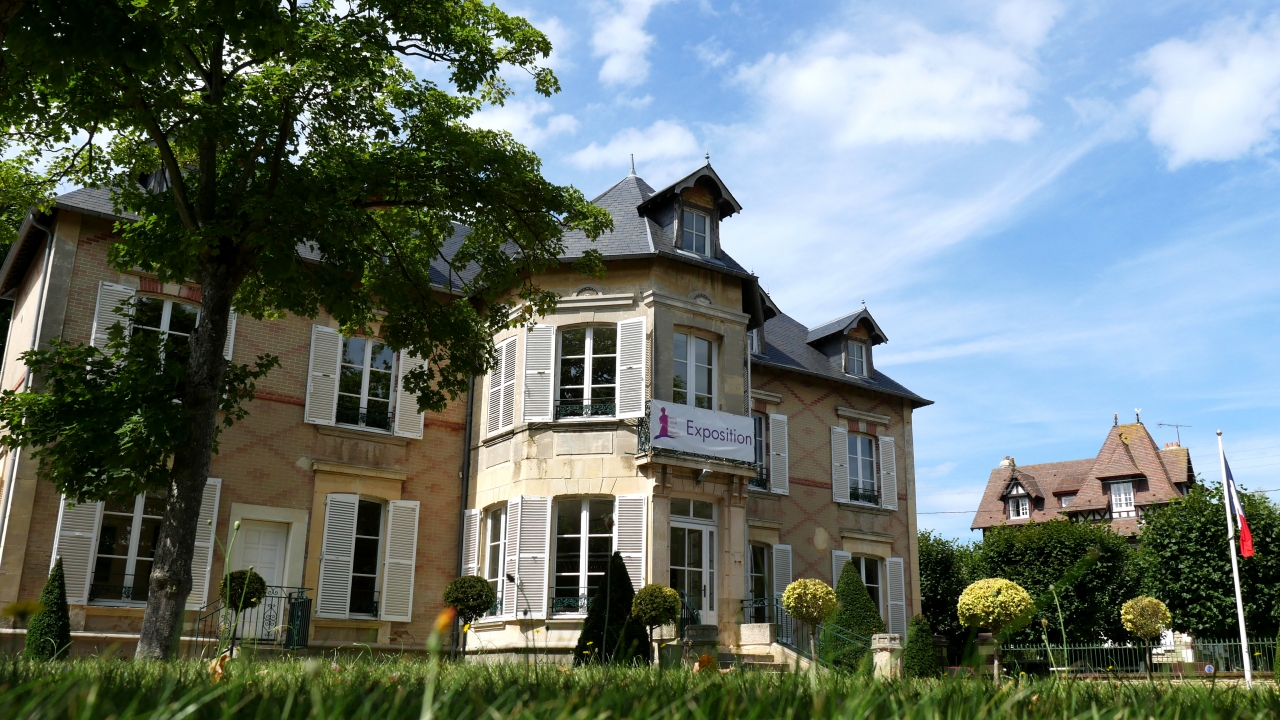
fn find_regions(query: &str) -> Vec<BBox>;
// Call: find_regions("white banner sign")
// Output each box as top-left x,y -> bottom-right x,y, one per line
649,399 -> 756,463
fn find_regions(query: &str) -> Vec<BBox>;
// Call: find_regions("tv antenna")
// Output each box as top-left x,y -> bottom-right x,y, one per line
1158,422 -> 1191,445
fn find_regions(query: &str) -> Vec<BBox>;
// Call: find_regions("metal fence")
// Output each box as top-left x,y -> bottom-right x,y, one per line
190,586 -> 311,658
1003,637 -> 1278,676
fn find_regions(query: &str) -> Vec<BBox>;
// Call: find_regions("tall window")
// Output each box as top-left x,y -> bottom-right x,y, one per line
558,327 -> 617,418
747,328 -> 761,354
133,296 -> 199,361
848,434 -> 878,504
670,498 -> 716,618
747,543 -> 771,623
350,499 -> 383,616
483,506 -> 506,616
553,498 -> 614,613
673,333 -> 714,409
1110,481 -> 1135,512
1009,496 -> 1029,519
91,492 -> 166,603
752,413 -> 769,490
682,209 -> 709,256
338,337 -> 396,431
846,341 -> 867,376
846,557 -> 882,615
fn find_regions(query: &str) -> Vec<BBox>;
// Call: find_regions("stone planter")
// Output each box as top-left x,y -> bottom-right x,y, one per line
871,633 -> 904,680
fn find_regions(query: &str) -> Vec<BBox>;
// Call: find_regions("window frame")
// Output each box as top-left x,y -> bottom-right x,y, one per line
349,498 -> 385,618
337,336 -> 398,433
746,542 -> 772,623
552,497 -> 616,615
1060,494 -> 1074,507
845,341 -> 867,377
747,328 -> 760,354
751,413 -> 770,490
848,556 -> 883,616
132,295 -> 200,360
556,325 -> 618,420
1110,481 -> 1135,512
1009,496 -> 1030,519
847,432 -> 879,505
681,208 -> 711,257
673,331 -> 716,409
482,505 -> 507,617
90,492 -> 166,606
669,497 -> 717,619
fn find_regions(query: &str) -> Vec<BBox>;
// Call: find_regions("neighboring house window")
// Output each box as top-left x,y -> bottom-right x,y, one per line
483,505 -> 506,616
558,327 -> 617,418
1009,496 -> 1029,519
752,412 -> 769,490
747,543 -> 771,623
350,499 -> 384,616
553,497 -> 614,613
91,492 -> 166,604
1110,481 -> 1135,512
1060,494 -> 1074,507
338,337 -> 396,431
673,332 -> 714,409
848,433 -> 878,504
845,341 -> 867,377
682,209 -> 710,256
848,556 -> 882,615
134,296 -> 199,360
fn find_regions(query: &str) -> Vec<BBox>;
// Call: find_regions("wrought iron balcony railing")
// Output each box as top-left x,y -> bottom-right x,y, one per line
550,586 -> 593,614
849,486 -> 880,505
89,573 -> 148,604
554,399 -> 616,420
336,406 -> 392,431
190,586 -> 312,658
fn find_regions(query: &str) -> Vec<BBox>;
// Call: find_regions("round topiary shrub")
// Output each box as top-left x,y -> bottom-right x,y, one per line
783,578 -> 838,666
443,575 -> 497,625
219,569 -> 267,612
1120,596 -> 1171,641
957,578 -> 1032,635
903,615 -> 941,679
632,584 -> 681,633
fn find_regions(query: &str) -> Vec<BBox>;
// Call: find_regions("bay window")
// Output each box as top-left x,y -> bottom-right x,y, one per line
338,337 -> 396,431
558,327 -> 617,418
673,332 -> 714,409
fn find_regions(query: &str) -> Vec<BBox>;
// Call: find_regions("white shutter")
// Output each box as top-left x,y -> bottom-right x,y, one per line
615,495 -> 647,592
222,310 -> 237,361
522,325 -> 555,422
186,478 -> 222,609
831,426 -> 849,504
516,496 -> 551,619
616,317 -> 647,418
91,281 -> 135,350
316,493 -> 359,619
50,497 -> 103,605
879,436 -> 898,510
831,550 -> 852,588
501,338 -> 517,430
769,414 -> 789,495
772,544 -> 792,598
379,500 -> 420,622
304,325 -> 342,425
461,509 -> 481,577
393,352 -> 426,438
886,557 -> 907,635
501,498 -> 521,616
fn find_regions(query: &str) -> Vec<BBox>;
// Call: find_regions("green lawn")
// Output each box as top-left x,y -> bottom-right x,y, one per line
0,658 -> 1277,719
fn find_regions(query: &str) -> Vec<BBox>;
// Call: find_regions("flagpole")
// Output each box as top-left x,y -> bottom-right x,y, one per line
1217,430 -> 1253,689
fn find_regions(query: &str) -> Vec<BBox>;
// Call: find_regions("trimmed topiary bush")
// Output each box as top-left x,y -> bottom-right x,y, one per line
958,578 -> 1032,682
219,569 -> 267,612
782,578 -> 838,667
574,552 -> 649,665
826,562 -> 885,670
444,575 -> 498,626
632,584 -> 681,651
1121,596 -> 1171,641
24,557 -> 71,660
903,615 -> 941,678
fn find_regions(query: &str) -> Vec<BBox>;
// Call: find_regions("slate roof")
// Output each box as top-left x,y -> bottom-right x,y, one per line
808,308 -> 888,345
972,422 -> 1194,535
751,310 -> 931,406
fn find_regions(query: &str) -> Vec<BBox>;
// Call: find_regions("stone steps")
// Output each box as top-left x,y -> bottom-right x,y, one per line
718,652 -> 792,672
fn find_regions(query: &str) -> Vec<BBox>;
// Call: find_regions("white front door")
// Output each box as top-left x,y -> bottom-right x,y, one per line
670,523 -> 717,626
235,521 -> 288,640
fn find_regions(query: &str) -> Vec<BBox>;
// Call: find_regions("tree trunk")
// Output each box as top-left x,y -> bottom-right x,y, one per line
135,264 -> 236,660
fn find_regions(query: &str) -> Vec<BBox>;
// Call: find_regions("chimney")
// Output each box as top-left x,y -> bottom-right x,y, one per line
999,456 -> 1014,468
1164,442 -> 1181,450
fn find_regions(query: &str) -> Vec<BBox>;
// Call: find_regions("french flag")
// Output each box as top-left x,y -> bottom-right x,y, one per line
1225,458 -> 1254,558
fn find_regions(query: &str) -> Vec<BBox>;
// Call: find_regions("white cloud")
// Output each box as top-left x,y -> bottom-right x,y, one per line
993,0 -> 1062,49
568,120 -> 700,171
1135,16 -> 1280,168
591,0 -> 671,86
695,38 -> 733,68
467,99 -> 578,148
735,17 -> 1045,146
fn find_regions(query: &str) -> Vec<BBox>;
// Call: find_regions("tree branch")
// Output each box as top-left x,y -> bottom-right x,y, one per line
120,65 -> 199,230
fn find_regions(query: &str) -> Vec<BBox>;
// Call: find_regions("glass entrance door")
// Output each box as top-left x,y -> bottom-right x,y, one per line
670,523 -> 716,625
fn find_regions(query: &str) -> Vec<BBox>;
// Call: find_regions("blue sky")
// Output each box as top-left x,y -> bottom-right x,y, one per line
448,0 -> 1280,540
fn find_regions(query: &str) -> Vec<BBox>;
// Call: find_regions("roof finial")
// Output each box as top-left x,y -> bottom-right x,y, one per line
629,154 -> 636,176
704,151 -> 710,164
861,298 -> 866,309
1114,412 -> 1118,426
1135,408 -> 1142,424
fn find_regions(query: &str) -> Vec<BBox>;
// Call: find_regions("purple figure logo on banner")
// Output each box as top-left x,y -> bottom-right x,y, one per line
655,407 -> 673,439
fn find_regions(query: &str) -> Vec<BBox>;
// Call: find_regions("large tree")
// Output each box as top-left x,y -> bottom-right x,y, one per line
0,0 -> 609,659
1137,483 -> 1280,638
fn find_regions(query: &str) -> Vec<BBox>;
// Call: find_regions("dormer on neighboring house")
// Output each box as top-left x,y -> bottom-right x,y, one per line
1001,469 -> 1044,520
804,308 -> 889,380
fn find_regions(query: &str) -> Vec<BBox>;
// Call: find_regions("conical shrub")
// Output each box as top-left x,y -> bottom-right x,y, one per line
903,614 -> 942,678
25,557 -> 72,660
826,561 -> 885,669
573,551 -> 650,665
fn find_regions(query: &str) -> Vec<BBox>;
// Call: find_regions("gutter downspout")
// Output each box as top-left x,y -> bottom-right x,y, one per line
452,373 -> 477,658
0,213 -> 55,554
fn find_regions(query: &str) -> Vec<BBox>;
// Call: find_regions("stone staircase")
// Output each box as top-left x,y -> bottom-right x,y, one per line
717,651 -> 793,672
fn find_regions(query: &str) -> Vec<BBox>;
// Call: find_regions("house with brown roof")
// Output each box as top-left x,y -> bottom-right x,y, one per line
972,418 -> 1195,536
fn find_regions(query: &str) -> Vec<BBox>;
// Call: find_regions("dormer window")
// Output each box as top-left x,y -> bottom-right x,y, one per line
1110,481 -> 1135,512
845,341 -> 867,377
748,329 -> 760,354
682,209 -> 709,256
1009,496 -> 1029,519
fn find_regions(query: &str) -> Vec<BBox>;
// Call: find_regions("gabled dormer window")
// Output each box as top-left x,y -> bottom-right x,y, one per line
682,209 -> 709,256
845,341 -> 867,377
1110,481 -> 1135,511
1009,496 -> 1029,519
